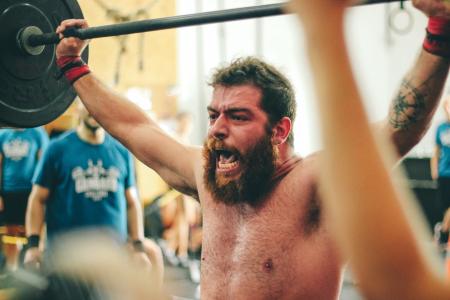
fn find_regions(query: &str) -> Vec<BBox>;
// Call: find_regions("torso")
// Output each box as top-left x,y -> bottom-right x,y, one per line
38,131 -> 131,241
196,154 -> 343,300
0,128 -> 47,191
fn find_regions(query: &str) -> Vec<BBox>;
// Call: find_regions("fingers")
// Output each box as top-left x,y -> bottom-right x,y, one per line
412,0 -> 450,18
24,251 -> 41,271
55,19 -> 89,58
56,19 -> 89,38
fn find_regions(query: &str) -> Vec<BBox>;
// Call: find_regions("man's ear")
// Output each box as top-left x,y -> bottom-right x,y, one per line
272,117 -> 292,145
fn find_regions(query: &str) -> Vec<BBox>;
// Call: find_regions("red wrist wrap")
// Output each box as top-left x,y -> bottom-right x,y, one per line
56,56 -> 91,84
423,17 -> 450,58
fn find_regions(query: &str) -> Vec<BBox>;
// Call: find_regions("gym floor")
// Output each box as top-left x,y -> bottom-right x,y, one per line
0,263 -> 363,299
164,265 -> 363,300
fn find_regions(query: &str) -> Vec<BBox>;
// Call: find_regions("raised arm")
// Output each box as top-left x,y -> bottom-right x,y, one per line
378,1 -> 450,157
55,19 -> 201,197
382,51 -> 449,157
289,0 -> 450,299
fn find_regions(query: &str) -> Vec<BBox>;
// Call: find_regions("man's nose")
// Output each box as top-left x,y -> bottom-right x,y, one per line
209,115 -> 228,140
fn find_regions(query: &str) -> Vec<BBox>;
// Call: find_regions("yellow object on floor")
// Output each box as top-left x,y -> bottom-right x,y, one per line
1,235 -> 27,245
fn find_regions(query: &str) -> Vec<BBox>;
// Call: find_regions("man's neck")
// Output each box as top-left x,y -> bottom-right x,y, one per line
76,125 -> 105,145
276,144 -> 296,166
273,144 -> 301,182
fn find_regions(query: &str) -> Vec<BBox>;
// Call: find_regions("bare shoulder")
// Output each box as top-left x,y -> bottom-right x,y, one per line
278,151 -> 322,196
290,151 -> 321,179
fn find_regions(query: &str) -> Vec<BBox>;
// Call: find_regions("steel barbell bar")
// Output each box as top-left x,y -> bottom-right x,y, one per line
23,0 -> 400,51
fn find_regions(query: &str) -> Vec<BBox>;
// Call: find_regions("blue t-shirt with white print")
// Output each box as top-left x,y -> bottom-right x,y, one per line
436,122 -> 450,178
33,130 -> 135,243
0,127 -> 49,192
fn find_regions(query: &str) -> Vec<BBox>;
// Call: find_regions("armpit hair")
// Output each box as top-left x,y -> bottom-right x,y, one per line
302,187 -> 321,236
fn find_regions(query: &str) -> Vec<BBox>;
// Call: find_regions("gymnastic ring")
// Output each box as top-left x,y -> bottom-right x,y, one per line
388,6 -> 414,35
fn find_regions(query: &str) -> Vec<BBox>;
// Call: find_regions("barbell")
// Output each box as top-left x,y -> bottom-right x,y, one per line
0,0 -> 400,128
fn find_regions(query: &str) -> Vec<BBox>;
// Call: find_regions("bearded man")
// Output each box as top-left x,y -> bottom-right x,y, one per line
51,0 -> 450,296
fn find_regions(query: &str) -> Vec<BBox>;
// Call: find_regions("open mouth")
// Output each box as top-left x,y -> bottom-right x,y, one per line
215,149 -> 240,174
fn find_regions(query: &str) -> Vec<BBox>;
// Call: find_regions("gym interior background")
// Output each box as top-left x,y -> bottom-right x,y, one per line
38,0 -> 442,259
15,0 -> 446,298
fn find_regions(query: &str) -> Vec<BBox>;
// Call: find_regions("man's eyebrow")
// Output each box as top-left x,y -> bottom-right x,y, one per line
207,106 -> 217,113
207,106 -> 252,114
225,108 -> 252,114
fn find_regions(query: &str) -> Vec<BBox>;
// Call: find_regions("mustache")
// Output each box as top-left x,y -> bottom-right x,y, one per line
202,133 -> 277,207
205,138 -> 240,157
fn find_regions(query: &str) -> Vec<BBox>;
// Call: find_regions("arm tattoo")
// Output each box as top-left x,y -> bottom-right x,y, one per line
389,61 -> 448,130
389,79 -> 426,129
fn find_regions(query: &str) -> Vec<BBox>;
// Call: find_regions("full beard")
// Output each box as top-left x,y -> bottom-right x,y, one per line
203,134 -> 278,207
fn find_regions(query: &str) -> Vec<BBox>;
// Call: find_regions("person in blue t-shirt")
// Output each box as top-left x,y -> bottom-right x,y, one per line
23,103 -> 163,287
0,127 -> 48,270
431,96 -> 450,233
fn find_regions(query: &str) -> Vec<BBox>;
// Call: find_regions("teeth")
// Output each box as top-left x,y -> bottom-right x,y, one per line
218,153 -> 236,163
218,161 -> 239,170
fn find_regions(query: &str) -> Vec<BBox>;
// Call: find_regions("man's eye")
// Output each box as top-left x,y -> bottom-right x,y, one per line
208,114 -> 218,121
232,115 -> 247,121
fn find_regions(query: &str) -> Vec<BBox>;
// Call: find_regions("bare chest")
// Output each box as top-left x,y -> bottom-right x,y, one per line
198,177 -> 343,299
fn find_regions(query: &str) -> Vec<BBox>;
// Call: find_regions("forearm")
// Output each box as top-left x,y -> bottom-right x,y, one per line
385,51 -> 449,157
127,197 -> 145,240
26,195 -> 45,236
305,16 -> 433,296
430,155 -> 439,180
74,74 -> 159,148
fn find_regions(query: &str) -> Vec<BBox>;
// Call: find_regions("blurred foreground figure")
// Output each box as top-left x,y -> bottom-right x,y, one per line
289,0 -> 450,299
13,231 -> 162,300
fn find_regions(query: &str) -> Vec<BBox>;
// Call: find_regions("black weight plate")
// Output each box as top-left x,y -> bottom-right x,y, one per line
0,0 -> 88,128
